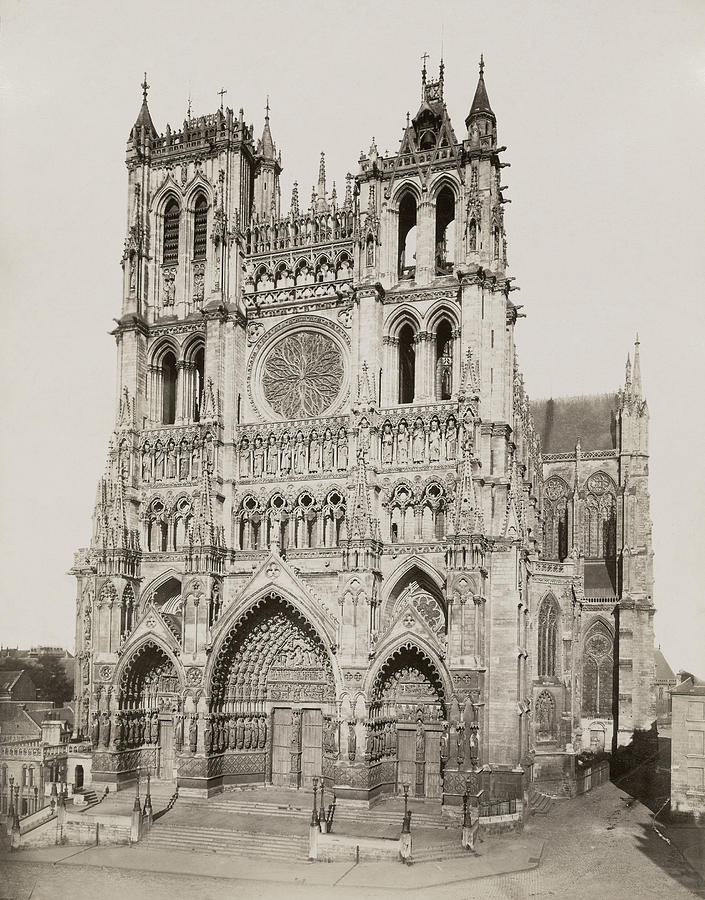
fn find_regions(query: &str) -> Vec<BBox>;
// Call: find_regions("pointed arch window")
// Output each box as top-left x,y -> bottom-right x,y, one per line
582,622 -> 614,718
435,186 -> 455,274
435,318 -> 454,400
398,193 -> 417,279
193,195 -> 207,260
193,346 -> 205,422
161,351 -> 177,425
537,597 -> 559,677
163,199 -> 180,265
398,323 -> 416,404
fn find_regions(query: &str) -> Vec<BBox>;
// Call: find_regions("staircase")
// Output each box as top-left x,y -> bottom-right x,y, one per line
81,790 -> 98,806
529,791 -> 554,816
179,794 -> 459,832
141,823 -> 309,860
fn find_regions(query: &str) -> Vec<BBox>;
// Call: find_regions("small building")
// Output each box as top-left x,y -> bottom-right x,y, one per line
670,671 -> 705,823
0,670 -> 38,702
654,648 -> 677,724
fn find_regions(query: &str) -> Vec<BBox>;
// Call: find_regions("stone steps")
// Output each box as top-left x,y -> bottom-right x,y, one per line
179,797 -> 457,830
529,791 -> 554,816
142,823 -> 308,860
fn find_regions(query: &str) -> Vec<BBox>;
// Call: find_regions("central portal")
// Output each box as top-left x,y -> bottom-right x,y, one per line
270,706 -> 323,789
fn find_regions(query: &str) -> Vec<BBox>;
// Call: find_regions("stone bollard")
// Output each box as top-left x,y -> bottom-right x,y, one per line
308,823 -> 319,860
10,814 -> 20,851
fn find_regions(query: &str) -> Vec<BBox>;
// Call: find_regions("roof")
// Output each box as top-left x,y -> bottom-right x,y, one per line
654,648 -> 676,683
672,673 -> 705,696
132,99 -> 158,140
531,394 -> 618,453
0,702 -> 42,737
0,671 -> 24,692
583,560 -> 617,599
466,71 -> 495,122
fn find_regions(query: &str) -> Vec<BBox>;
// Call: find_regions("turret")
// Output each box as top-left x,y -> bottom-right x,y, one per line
465,55 -> 496,148
252,98 -> 281,219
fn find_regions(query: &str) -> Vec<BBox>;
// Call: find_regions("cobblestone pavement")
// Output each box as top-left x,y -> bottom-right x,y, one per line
1,782 -> 703,900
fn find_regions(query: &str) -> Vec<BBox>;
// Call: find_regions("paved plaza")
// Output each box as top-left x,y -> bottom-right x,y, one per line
1,781 -> 704,899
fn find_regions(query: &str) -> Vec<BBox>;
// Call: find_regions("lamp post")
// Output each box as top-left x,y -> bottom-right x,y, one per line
318,777 -> 326,832
402,782 -> 409,820
311,777 -> 319,827
7,776 -> 14,819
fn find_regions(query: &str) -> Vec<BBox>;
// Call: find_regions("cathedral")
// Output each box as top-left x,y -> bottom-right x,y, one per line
71,59 -> 656,807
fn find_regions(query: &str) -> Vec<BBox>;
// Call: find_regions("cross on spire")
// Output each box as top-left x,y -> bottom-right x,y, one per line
218,86 -> 227,110
141,72 -> 149,101
479,54 -> 485,77
421,51 -> 429,71
265,95 -> 270,121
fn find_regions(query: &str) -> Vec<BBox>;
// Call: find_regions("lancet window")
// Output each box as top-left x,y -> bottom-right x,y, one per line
435,318 -> 454,400
398,193 -> 417,279
435,186 -> 456,274
162,198 -> 180,265
537,596 -> 559,678
582,621 -> 614,718
398,323 -> 416,404
193,195 -> 207,260
543,477 -> 569,561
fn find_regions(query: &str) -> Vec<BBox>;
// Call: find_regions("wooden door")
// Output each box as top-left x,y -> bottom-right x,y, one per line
397,729 -> 417,797
301,709 -> 322,789
158,720 -> 174,780
424,730 -> 441,799
271,708 -> 292,786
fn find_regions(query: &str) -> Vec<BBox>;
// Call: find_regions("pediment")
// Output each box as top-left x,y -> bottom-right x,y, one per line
124,603 -> 181,653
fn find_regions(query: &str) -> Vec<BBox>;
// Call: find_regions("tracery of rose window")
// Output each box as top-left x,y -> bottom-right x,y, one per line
261,331 -> 344,419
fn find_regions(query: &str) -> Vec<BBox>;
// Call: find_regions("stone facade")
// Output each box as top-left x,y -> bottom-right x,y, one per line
670,674 -> 705,822
70,62 -> 655,803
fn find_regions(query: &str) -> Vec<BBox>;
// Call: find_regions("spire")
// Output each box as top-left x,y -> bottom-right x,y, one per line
624,353 -> 632,393
349,449 -> 374,540
259,96 -> 276,160
632,334 -> 642,398
290,181 -> 299,216
189,464 -> 221,548
131,72 -> 158,140
465,54 -> 495,129
454,442 -> 483,535
343,173 -> 352,211
317,151 -> 326,195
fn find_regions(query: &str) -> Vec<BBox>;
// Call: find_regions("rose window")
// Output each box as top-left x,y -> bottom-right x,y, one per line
261,331 -> 344,419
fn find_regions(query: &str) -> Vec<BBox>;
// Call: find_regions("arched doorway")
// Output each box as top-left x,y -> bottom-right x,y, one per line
370,643 -> 446,798
74,765 -> 84,790
209,594 -> 336,789
118,640 -> 180,780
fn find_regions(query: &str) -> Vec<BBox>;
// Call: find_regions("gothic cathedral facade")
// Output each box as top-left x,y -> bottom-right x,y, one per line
71,62 -> 655,803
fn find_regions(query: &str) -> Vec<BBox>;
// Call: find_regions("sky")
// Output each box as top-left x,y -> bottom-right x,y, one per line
0,0 -> 703,674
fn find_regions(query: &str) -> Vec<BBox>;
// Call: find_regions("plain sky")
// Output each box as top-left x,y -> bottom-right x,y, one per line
0,0 -> 703,674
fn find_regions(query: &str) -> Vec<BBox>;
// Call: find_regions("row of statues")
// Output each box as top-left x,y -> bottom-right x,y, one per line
177,713 -> 268,754
140,433 -> 215,483
90,709 -> 158,750
240,428 -> 348,478
380,416 -> 463,466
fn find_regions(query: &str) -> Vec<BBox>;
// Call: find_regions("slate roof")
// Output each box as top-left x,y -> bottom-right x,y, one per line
654,648 -> 676,683
672,673 -> 705,696
583,560 -> 617,599
531,394 -> 618,453
468,71 -> 495,119
0,672 -> 23,693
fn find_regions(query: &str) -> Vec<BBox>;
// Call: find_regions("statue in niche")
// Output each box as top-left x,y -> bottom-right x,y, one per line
397,421 -> 410,465
141,446 -> 152,481
294,431 -> 306,474
244,717 -> 252,750
412,419 -> 425,463
90,713 -> 100,749
309,430 -> 321,472
163,270 -> 176,307
428,418 -> 441,463
468,218 -> 477,252
469,726 -> 479,766
128,252 -> 137,293
266,434 -> 279,475
101,712 -> 111,748
203,717 -> 212,754
179,442 -> 190,479
415,718 -> 425,759
259,715 -> 267,749
456,724 -> 466,768
83,610 -> 91,642
365,725 -> 374,760
204,433 -> 215,471
188,716 -> 198,753
252,716 -> 260,749
366,237 -> 375,267
228,716 -> 237,749
440,722 -> 449,762
253,436 -> 265,477
347,721 -> 356,762
173,712 -> 183,752
322,428 -> 335,471
381,422 -> 394,464
166,440 -> 177,479
236,715 -> 245,749
357,418 -> 370,455
445,417 -> 458,460
154,442 -> 165,480
239,438 -> 251,477
337,428 -> 348,469
280,434 -> 292,474
191,438 -> 201,477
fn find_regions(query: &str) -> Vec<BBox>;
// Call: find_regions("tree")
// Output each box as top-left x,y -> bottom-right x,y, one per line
0,655 -> 73,706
